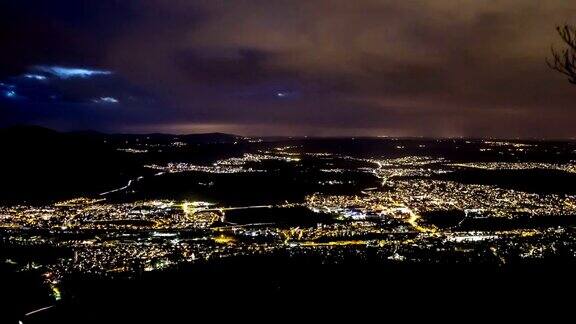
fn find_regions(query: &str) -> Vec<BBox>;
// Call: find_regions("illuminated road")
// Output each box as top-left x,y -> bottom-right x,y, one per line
405,208 -> 436,233
206,205 -> 275,212
99,176 -> 143,196
21,305 -> 55,322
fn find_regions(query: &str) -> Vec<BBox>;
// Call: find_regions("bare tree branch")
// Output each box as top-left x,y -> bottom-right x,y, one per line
548,24 -> 576,84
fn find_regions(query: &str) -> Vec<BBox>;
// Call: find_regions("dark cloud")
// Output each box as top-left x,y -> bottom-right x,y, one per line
175,48 -> 296,85
1,0 -> 576,137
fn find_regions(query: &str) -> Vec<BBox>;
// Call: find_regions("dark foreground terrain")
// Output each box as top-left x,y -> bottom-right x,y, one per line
3,261 -> 574,323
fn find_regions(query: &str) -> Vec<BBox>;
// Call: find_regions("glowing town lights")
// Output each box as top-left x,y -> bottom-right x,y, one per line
1,151 -> 575,279
51,286 -> 62,301
213,234 -> 236,244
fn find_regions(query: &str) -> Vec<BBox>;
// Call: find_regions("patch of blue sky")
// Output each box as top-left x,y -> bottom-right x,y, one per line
33,65 -> 112,79
92,96 -> 119,104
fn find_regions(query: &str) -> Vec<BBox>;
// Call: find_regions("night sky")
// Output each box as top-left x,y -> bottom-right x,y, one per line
1,0 -> 576,137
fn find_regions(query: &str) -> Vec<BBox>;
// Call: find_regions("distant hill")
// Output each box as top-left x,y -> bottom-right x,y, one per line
65,131 -> 245,145
0,126 -> 138,203
0,125 -> 243,147
0,126 -> 247,203
181,132 -> 243,144
97,131 -> 243,146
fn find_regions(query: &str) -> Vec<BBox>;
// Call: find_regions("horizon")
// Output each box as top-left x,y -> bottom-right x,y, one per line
4,124 -> 576,141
